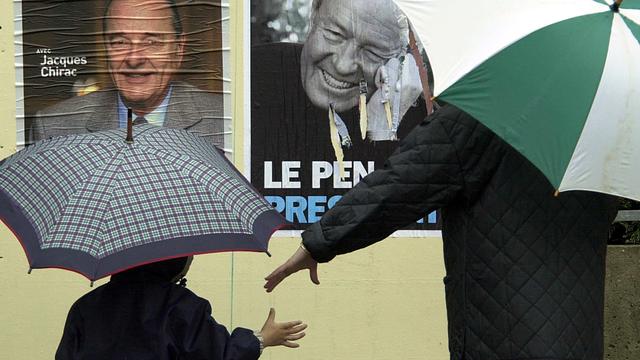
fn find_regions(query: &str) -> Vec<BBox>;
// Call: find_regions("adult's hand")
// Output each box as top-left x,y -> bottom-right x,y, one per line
264,245 -> 319,292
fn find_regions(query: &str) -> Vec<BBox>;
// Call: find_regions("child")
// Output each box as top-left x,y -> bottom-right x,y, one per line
56,257 -> 306,359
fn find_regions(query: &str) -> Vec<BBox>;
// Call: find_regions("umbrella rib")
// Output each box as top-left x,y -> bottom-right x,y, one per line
145,146 -> 263,236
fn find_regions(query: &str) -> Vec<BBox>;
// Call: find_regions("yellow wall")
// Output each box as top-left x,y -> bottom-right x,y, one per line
0,2 -> 449,359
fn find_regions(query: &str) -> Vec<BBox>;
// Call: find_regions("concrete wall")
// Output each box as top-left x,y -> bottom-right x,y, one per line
0,2 -> 450,359
605,246 -> 640,360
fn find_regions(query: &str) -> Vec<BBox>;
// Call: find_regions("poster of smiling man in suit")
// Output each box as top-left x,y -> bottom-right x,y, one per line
17,0 -> 229,150
249,0 -> 438,230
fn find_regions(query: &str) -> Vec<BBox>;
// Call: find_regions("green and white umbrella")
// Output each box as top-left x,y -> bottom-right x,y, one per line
393,0 -> 640,201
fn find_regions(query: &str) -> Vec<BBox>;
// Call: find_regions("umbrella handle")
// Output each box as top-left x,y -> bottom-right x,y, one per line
408,28 -> 433,116
125,108 -> 133,144
611,0 -> 623,12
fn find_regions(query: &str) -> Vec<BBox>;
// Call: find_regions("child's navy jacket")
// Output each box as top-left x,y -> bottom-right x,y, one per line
56,267 -> 260,360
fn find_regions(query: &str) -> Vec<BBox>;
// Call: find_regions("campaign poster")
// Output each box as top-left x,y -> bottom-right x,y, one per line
249,0 -> 440,231
15,0 -> 231,152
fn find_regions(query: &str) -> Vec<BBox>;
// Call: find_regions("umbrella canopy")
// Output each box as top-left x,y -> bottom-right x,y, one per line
393,0 -> 640,201
0,125 -> 286,280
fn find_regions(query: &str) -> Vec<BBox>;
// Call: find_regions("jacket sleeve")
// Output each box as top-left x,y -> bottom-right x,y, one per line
302,105 -> 502,262
172,296 -> 260,360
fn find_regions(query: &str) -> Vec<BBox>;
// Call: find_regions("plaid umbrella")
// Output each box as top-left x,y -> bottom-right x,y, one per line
0,125 -> 286,281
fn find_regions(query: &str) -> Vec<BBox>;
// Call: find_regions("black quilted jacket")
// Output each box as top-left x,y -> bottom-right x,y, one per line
302,104 -> 618,360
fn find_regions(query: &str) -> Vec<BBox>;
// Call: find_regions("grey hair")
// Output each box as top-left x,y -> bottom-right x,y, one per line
309,0 -> 410,47
103,0 -> 184,36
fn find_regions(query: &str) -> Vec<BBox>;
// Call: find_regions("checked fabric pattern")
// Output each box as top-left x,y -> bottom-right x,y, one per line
0,126 -> 273,259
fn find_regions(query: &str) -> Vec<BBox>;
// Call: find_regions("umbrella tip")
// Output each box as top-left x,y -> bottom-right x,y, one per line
266,251 -> 272,258
90,281 -> 94,287
554,190 -> 560,197
27,267 -> 32,274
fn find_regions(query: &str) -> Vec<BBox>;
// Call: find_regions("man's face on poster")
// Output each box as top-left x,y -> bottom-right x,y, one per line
301,0 -> 403,112
105,0 -> 185,112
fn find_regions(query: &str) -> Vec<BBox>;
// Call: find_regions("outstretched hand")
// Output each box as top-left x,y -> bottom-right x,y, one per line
259,308 -> 307,348
264,245 -> 319,292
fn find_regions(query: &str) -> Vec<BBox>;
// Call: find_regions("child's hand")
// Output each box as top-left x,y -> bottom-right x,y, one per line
259,308 -> 307,348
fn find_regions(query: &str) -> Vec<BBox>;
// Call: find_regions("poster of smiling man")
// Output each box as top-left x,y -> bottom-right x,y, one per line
15,0 -> 230,151
250,0 -> 438,230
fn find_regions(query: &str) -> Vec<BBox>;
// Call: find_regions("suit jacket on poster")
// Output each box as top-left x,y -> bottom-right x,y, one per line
31,82 -> 225,147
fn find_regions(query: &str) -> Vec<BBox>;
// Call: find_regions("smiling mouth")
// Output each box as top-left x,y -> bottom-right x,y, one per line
121,72 -> 154,78
321,69 -> 357,90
